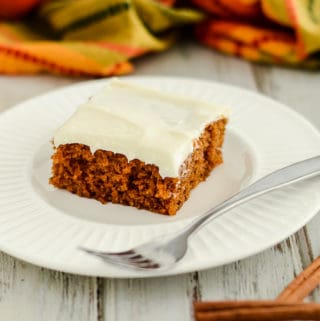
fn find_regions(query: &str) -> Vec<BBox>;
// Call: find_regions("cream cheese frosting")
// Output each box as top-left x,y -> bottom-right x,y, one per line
53,79 -> 229,178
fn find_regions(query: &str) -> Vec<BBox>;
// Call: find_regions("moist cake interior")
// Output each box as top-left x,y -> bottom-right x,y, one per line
50,119 -> 227,215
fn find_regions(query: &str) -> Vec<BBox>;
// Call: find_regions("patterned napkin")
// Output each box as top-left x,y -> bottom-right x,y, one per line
0,0 -> 202,76
192,0 -> 320,68
1,0 -> 320,77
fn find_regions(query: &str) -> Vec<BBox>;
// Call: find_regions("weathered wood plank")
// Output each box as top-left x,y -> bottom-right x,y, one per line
0,76 -> 79,112
252,66 -> 320,129
135,40 -> 257,90
0,252 -> 99,321
199,236 -> 303,300
103,274 -> 198,321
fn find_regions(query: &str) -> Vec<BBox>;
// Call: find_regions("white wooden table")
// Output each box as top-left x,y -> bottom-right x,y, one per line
0,41 -> 319,321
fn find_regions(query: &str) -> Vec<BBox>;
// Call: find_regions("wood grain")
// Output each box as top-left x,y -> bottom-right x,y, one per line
103,274 -> 198,321
0,252 -> 98,321
0,76 -> 80,113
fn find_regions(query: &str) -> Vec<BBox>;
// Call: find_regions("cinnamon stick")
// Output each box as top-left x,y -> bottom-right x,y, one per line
194,257 -> 320,321
277,256 -> 320,302
195,300 -> 306,311
194,301 -> 320,321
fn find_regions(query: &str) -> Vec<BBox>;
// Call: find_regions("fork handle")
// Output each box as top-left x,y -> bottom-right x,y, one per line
184,155 -> 320,236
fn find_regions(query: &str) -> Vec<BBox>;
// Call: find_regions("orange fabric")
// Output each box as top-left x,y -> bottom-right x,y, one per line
0,0 -> 202,77
192,0 -> 320,68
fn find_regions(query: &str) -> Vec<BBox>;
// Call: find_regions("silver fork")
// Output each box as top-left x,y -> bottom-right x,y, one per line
80,155 -> 320,271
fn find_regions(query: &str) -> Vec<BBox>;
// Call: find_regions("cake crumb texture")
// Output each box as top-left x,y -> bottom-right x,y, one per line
50,119 -> 227,215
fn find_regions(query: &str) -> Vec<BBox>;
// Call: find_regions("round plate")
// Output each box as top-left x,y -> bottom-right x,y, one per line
0,76 -> 319,278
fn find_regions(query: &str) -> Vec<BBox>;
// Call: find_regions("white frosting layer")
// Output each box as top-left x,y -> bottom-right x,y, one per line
53,79 -> 229,178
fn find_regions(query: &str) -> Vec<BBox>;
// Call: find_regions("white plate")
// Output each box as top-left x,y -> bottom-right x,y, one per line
0,76 -> 319,278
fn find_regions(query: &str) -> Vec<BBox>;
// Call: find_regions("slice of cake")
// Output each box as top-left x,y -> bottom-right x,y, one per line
50,79 -> 229,215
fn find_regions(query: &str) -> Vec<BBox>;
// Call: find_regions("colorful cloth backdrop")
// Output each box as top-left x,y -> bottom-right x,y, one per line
192,0 -> 320,68
0,0 -> 319,77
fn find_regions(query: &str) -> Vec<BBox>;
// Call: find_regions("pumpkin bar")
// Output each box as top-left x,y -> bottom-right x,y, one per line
50,79 -> 229,215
